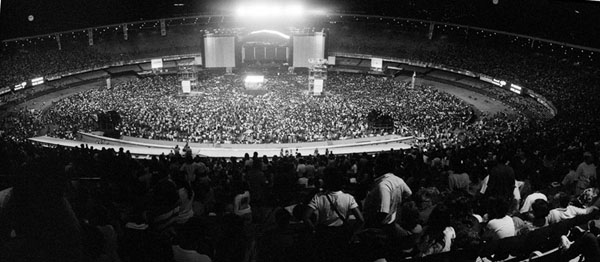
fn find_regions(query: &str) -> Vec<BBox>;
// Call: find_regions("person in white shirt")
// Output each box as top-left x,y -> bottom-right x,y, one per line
304,183 -> 363,229
307,167 -> 363,223
487,215 -> 516,240
363,153 -> 412,227
575,152 -> 597,195
232,182 -> 252,224
296,159 -> 307,178
484,197 -> 516,240
303,167 -> 364,262
547,192 -> 598,224
175,181 -> 195,224
520,191 -> 547,214
523,199 -> 550,232
448,159 -> 471,193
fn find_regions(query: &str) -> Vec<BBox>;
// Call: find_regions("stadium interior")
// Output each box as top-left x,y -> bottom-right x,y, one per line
1,0 -> 600,262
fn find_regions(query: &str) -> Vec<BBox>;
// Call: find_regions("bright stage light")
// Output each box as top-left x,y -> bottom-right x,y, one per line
311,8 -> 327,16
235,3 -> 307,18
245,75 -> 265,83
284,4 -> 304,16
244,75 -> 265,90
247,4 -> 261,16
265,6 -> 282,17
235,6 -> 247,16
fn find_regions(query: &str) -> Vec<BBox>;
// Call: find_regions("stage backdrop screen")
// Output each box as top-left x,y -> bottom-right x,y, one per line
292,33 -> 325,68
204,36 -> 236,68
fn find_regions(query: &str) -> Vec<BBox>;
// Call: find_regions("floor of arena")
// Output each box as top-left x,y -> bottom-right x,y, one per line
417,79 -> 514,115
24,75 -> 515,157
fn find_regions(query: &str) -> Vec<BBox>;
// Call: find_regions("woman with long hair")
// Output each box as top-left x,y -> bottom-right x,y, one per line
417,203 -> 456,257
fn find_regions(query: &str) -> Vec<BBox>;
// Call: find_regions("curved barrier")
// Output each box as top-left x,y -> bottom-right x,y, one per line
29,132 -> 415,158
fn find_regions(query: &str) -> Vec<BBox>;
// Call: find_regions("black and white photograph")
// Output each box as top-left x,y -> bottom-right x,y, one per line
1,0 -> 600,261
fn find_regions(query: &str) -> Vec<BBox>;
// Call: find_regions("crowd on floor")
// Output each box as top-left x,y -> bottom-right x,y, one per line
2,72 -> 478,145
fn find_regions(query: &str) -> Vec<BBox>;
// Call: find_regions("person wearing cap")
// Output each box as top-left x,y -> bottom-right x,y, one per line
575,152 -> 597,195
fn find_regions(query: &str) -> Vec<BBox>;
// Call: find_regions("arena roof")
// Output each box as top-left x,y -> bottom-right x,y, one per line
1,0 -> 600,47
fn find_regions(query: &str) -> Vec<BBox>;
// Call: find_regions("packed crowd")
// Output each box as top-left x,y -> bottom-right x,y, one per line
2,22 -> 600,262
17,72 -> 472,144
1,127 -> 600,262
0,47 -> 118,89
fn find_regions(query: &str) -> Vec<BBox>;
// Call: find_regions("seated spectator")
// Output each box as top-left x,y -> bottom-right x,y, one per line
519,199 -> 550,234
415,187 -> 440,225
447,194 -> 481,254
547,192 -> 598,224
417,203 -> 456,256
397,201 -> 423,254
519,189 -> 547,214
484,197 -> 516,240
577,187 -> 599,208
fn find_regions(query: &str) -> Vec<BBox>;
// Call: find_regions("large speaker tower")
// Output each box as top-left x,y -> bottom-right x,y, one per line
308,58 -> 328,95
